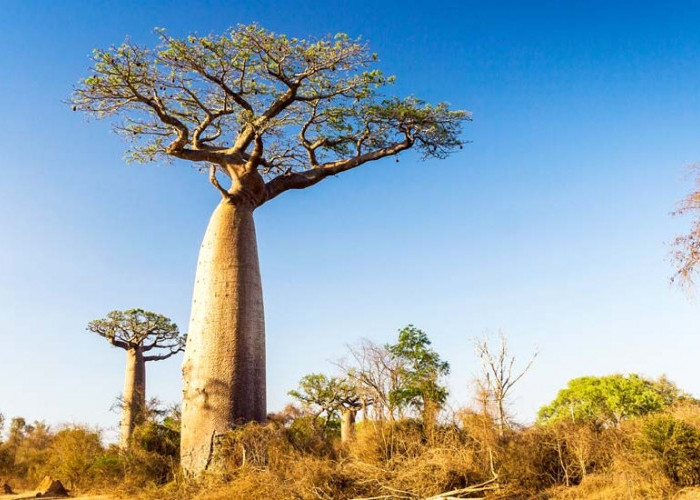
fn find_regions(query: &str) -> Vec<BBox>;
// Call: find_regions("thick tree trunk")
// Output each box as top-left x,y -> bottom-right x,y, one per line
180,200 -> 266,474
341,409 -> 356,444
119,347 -> 146,449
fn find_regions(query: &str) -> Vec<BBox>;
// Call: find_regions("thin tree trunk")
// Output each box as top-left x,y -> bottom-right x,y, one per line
341,409 -> 356,444
119,347 -> 146,449
423,399 -> 438,445
498,398 -> 506,437
180,200 -> 266,474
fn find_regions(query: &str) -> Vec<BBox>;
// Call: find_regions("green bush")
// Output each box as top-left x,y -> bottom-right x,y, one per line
45,426 -> 104,490
639,415 -> 700,486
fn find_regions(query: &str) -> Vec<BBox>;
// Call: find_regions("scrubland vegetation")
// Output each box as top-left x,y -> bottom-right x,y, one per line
2,328 -> 700,499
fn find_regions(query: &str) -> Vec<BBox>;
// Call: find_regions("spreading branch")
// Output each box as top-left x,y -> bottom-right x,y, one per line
72,24 -> 469,205
87,309 -> 186,361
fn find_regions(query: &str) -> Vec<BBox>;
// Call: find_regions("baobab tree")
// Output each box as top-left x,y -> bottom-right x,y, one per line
87,309 -> 184,448
72,24 -> 469,473
288,373 -> 363,443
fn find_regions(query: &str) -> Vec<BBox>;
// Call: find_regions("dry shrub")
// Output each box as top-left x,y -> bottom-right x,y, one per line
545,472 -> 669,500
347,419 -> 492,498
206,422 -> 356,499
351,419 -> 425,463
214,422 -> 294,473
196,468 -> 295,499
495,422 -> 619,497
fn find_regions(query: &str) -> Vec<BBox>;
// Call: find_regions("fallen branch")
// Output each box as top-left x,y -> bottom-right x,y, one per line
425,475 -> 499,499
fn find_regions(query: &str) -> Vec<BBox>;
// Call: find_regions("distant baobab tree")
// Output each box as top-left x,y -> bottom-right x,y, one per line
72,24 -> 469,473
87,309 -> 184,448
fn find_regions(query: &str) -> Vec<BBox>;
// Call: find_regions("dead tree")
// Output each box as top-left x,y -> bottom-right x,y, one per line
474,332 -> 537,437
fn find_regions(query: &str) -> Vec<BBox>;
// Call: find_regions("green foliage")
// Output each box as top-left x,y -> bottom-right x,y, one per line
538,374 -> 683,427
0,410 -> 180,493
115,401 -> 181,486
284,416 -> 337,453
386,325 -> 450,414
87,308 -> 184,356
46,426 -> 104,490
132,419 -> 179,458
72,24 -> 468,175
288,373 -> 358,432
639,415 -> 700,486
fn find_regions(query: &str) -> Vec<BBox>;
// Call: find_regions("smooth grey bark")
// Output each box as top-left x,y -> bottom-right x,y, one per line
180,200 -> 266,473
119,347 -> 146,449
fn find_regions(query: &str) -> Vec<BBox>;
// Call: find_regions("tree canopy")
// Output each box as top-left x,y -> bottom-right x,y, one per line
71,24 -> 469,204
387,325 -> 450,413
538,374 -> 686,427
288,373 -> 360,424
87,309 -> 184,360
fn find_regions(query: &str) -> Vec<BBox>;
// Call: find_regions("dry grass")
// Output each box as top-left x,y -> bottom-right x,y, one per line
4,404 -> 700,499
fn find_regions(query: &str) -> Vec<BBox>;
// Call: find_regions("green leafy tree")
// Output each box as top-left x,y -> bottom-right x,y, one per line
72,24 -> 469,473
387,325 -> 450,428
538,374 -> 684,427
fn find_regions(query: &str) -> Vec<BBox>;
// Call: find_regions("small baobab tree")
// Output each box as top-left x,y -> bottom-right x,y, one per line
72,24 -> 469,472
288,373 -> 362,443
87,308 -> 184,448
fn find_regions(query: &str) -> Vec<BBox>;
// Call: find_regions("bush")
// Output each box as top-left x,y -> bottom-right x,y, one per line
45,426 -> 104,491
638,415 -> 700,486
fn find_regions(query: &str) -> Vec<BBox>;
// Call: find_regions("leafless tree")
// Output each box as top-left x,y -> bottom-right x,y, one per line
671,166 -> 700,290
473,332 -> 537,437
339,339 -> 406,422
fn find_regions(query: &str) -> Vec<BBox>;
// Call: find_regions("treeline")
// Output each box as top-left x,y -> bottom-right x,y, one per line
1,326 -> 700,499
0,403 -> 180,496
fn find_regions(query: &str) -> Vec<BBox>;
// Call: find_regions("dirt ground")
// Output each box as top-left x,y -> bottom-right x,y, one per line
2,492 -> 114,500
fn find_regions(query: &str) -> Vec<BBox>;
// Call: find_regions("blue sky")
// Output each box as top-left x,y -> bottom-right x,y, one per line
1,0 -> 700,440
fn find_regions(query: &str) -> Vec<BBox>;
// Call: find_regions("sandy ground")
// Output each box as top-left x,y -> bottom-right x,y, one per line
2,492 -> 114,500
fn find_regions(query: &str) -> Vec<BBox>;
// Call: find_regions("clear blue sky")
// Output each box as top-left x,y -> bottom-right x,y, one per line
1,0 -> 700,440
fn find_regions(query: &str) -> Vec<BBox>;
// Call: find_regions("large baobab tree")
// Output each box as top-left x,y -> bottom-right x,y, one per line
87,309 -> 184,448
72,24 -> 469,473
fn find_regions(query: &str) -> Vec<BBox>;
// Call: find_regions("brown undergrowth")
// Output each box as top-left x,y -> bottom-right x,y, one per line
3,402 -> 700,499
